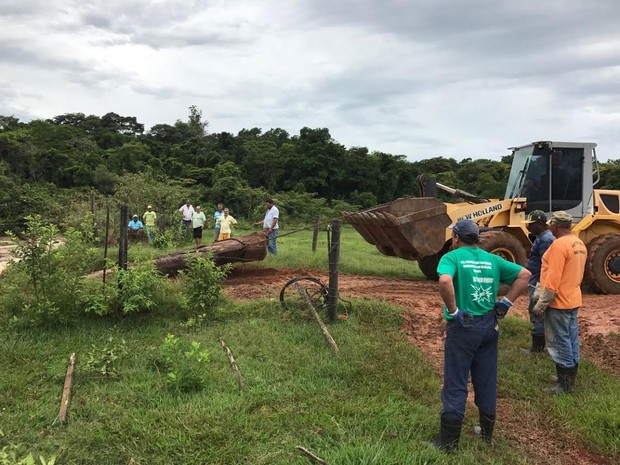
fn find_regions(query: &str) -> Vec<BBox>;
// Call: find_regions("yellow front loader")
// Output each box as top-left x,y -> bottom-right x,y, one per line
342,141 -> 620,294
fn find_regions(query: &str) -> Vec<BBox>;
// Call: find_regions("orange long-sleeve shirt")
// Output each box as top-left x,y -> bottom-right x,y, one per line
540,234 -> 587,309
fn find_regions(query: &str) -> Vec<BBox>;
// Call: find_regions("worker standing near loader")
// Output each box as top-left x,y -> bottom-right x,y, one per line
521,210 -> 555,353
431,219 -> 530,452
533,211 -> 587,394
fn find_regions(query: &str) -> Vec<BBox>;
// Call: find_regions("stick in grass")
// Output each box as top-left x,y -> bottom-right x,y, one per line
296,446 -> 330,465
294,283 -> 340,353
59,353 -> 76,424
219,338 -> 245,388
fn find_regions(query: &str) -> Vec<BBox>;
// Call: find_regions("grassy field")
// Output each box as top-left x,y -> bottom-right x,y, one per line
1,228 -> 619,464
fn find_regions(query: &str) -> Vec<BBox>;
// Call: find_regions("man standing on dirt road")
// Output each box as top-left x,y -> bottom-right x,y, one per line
431,219 -> 530,452
533,211 -> 586,395
522,210 -> 555,353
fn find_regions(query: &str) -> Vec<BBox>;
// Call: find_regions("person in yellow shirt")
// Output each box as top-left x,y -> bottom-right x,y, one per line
142,205 -> 157,242
217,208 -> 237,241
533,211 -> 587,394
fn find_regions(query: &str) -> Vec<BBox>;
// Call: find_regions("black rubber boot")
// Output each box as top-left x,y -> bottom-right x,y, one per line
430,417 -> 462,453
546,364 -> 572,395
567,363 -> 578,393
531,334 -> 546,353
520,334 -> 546,354
478,412 -> 496,443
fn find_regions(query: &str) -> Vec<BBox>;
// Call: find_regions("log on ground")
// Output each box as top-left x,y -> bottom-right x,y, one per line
155,233 -> 268,276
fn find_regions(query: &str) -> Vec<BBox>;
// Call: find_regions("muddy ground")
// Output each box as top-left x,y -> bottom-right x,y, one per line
224,266 -> 620,465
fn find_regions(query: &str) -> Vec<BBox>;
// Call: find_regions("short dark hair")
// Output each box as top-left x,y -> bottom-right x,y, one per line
265,197 -> 273,204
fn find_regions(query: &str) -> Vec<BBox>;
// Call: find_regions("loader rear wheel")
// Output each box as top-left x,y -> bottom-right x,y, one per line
584,234 -> 620,294
479,231 -> 527,265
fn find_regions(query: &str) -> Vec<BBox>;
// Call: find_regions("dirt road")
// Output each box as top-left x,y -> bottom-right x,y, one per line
224,266 -> 619,465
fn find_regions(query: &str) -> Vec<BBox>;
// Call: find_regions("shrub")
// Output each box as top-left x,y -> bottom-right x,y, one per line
1,215 -> 99,326
82,263 -> 168,316
179,255 -> 229,315
157,334 -> 210,392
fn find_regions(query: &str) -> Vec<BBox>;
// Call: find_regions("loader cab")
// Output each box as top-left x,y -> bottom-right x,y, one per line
504,141 -> 598,220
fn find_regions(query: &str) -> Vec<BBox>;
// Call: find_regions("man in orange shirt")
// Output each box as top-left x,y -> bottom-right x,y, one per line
533,211 -> 587,394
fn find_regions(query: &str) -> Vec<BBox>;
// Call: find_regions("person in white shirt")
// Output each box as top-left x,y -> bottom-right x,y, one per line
178,200 -> 194,238
254,198 -> 279,255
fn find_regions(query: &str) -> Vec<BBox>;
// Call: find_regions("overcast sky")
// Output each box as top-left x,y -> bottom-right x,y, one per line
2,0 -> 620,160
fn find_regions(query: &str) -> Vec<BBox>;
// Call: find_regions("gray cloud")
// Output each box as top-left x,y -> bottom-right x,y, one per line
0,0 -> 49,17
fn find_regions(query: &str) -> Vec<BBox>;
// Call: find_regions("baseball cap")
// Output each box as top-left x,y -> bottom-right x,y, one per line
147,205 -> 152,209
549,211 -> 573,227
132,214 -> 138,219
450,219 -> 480,241
523,210 -> 548,224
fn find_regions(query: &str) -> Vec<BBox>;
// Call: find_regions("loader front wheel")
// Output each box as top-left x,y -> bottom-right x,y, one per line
585,234 -> 620,294
479,231 -> 527,265
418,242 -> 451,281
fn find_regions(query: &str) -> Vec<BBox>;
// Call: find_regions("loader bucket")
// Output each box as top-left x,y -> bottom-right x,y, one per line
341,197 -> 452,260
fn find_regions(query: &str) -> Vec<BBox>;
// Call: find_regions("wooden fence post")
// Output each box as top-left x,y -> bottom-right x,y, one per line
312,216 -> 320,253
118,205 -> 128,273
326,219 -> 341,322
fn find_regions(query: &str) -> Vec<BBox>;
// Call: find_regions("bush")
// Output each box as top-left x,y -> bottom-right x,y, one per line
82,263 -> 168,316
1,215 -> 99,326
157,334 -> 210,392
179,255 -> 229,315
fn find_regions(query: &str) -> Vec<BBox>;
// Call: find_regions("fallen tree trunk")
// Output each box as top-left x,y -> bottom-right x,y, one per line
85,233 -> 268,280
155,233 -> 268,276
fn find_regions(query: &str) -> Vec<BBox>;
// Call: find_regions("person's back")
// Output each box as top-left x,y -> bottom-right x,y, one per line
540,234 -> 586,309
439,246 -> 520,318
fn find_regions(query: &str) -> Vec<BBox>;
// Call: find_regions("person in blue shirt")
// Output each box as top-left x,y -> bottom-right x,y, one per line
213,203 -> 224,242
522,210 -> 556,353
127,214 -> 144,239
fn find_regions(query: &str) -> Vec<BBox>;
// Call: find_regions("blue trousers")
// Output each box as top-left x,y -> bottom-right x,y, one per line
544,308 -> 580,369
214,226 -> 221,242
441,312 -> 498,421
527,284 -> 545,337
267,229 -> 278,255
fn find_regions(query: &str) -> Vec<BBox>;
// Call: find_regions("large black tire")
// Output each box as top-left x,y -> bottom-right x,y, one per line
479,231 -> 527,265
584,234 -> 620,294
418,242 -> 451,281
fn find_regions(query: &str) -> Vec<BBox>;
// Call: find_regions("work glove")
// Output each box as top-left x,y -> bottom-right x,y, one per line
531,282 -> 540,303
493,297 -> 513,319
449,308 -> 473,328
532,288 -> 557,316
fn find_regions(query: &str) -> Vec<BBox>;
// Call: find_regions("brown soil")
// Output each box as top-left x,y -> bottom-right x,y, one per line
224,265 -> 620,465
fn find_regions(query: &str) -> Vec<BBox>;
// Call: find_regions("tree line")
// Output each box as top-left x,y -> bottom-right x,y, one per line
2,107 -> 620,232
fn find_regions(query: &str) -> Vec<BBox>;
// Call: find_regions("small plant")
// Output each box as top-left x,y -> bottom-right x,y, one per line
83,338 -> 128,379
157,334 -> 210,392
0,432 -> 56,465
180,255 -> 229,315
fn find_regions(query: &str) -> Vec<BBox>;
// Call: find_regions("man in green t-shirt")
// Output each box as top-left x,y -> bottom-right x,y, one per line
142,205 -> 157,243
430,220 -> 530,452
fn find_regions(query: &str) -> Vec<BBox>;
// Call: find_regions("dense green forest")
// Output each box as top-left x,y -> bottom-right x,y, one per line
2,106 -> 620,232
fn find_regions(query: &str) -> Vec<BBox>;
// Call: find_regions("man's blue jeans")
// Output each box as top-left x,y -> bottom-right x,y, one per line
528,284 -> 545,337
267,229 -> 278,255
441,312 -> 498,421
544,308 -> 580,369
214,226 -> 220,242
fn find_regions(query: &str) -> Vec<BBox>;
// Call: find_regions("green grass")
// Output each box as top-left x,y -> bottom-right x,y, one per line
497,317 -> 620,455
